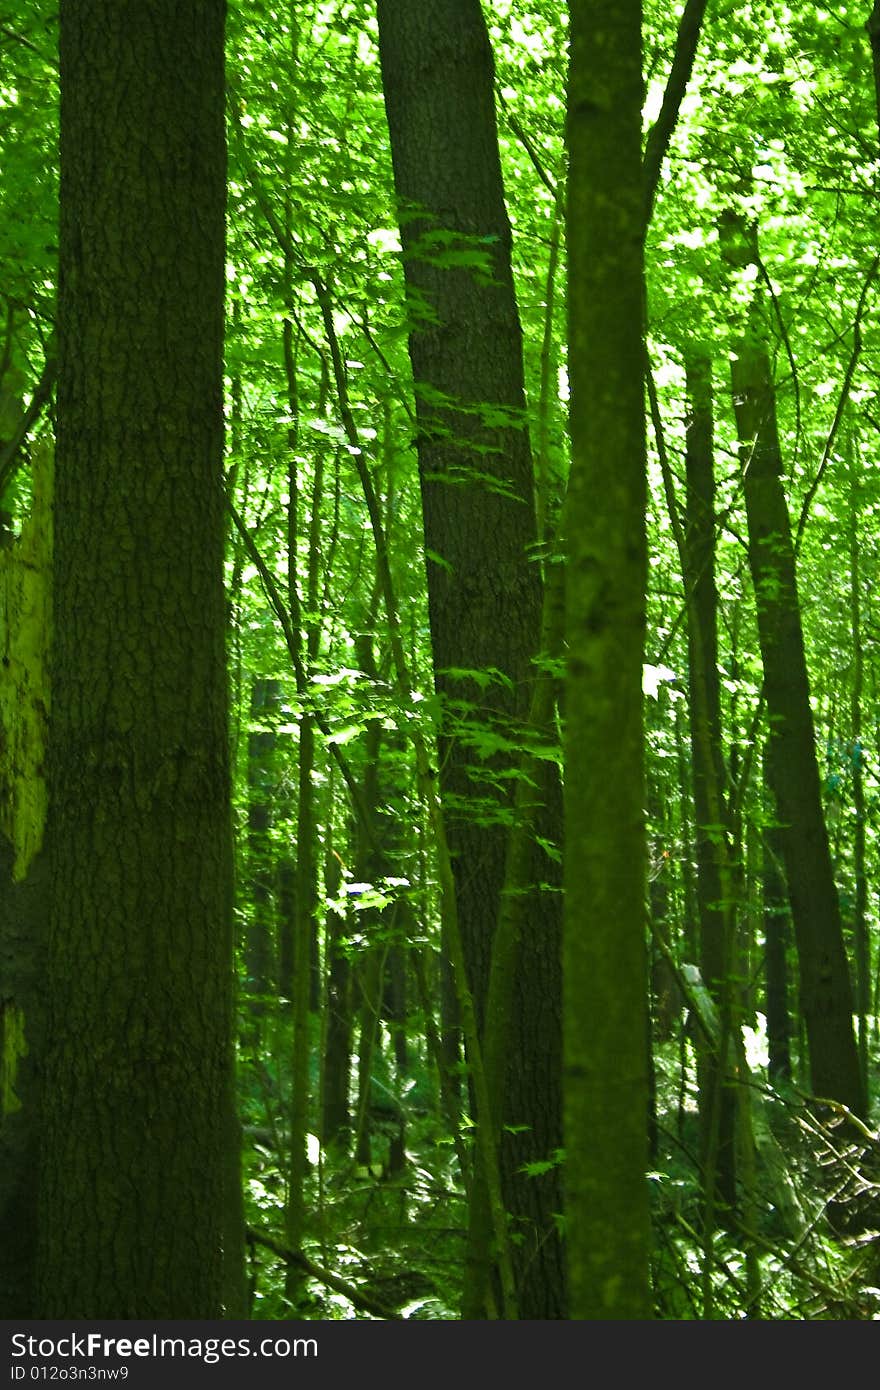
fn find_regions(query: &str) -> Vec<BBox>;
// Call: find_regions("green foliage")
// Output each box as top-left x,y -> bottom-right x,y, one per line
4,0 -> 880,1323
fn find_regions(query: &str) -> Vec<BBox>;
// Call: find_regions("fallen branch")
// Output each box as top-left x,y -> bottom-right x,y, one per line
246,1225 -> 402,1321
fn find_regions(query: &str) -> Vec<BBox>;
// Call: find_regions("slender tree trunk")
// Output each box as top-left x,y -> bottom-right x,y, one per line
728,246 -> 864,1117
351,720 -> 384,1172
39,0 -> 235,1315
437,937 -> 461,1101
682,349 -> 737,1212
763,749 -> 792,1083
535,179 -> 565,544
743,816 -> 759,1029
847,430 -> 870,1101
386,939 -> 408,1176
321,817 -> 353,1153
564,0 -> 652,1319
866,2 -> 880,151
283,703 -> 315,1287
277,854 -> 295,1004
353,948 -> 383,1170
646,772 -> 669,1160
0,441 -> 52,1316
246,678 -> 280,1019
675,697 -> 699,961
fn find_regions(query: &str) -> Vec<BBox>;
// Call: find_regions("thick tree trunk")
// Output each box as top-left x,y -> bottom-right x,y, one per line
38,0 -> 235,1316
564,0 -> 652,1319
730,287 -> 864,1118
377,0 -> 563,1317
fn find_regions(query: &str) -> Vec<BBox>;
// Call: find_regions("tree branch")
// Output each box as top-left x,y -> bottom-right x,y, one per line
0,347 -> 57,498
643,0 -> 710,224
246,1226 -> 402,1319
224,493 -> 378,847
794,252 -> 880,553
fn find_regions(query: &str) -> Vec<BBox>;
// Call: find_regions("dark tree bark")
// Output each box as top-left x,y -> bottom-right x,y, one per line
375,0 -> 549,1016
377,0 -> 564,1318
38,0 -> 236,1316
564,0 -> 652,1319
0,844 -> 46,1316
728,270 -> 865,1118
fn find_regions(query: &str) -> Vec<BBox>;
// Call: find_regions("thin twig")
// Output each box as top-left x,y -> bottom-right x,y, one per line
794,253 -> 880,553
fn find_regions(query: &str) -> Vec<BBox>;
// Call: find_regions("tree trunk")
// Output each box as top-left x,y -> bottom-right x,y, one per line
564,0 -> 652,1319
246,678 -> 280,1019
321,815 -> 353,1154
682,348 -> 737,1212
867,2 -> 880,151
0,441 -> 52,1316
847,431 -> 870,1102
729,267 -> 864,1117
351,719 -> 384,1172
377,0 -> 564,1317
38,0 -> 235,1316
385,939 -> 408,1176
674,697 -> 699,961
763,749 -> 792,1083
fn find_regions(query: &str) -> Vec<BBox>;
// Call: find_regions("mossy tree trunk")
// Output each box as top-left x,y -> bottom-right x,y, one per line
0,440 -> 52,1316
38,0 -> 237,1317
564,0 -> 652,1319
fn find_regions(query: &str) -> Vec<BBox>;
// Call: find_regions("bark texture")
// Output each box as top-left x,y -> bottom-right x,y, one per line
730,286 -> 864,1118
38,0 -> 235,1316
377,0 -> 564,1317
564,0 -> 652,1319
